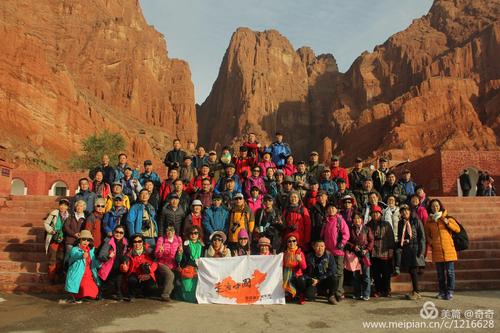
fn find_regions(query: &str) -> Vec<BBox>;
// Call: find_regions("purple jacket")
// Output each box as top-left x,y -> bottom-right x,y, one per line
321,214 -> 350,256
244,176 -> 267,198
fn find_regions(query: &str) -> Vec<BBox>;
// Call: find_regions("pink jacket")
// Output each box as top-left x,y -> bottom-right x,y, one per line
155,235 -> 182,269
283,164 -> 297,176
98,237 -> 128,280
258,160 -> 277,173
321,214 -> 350,256
247,195 -> 263,215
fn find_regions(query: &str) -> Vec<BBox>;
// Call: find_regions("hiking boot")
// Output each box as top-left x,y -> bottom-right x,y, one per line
328,296 -> 338,305
436,293 -> 446,300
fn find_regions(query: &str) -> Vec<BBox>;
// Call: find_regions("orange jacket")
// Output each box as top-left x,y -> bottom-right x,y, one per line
425,210 -> 460,262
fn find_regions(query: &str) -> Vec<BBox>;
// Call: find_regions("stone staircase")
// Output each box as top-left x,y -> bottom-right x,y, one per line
0,195 -> 499,294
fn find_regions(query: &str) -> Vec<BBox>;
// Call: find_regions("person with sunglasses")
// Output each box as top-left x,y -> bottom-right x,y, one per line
65,230 -> 100,303
98,225 -> 128,300
282,232 -> 307,305
102,194 -> 128,239
205,231 -> 231,258
176,226 -> 204,303
122,234 -> 158,302
227,193 -> 254,251
232,229 -> 252,256
84,197 -> 106,249
155,224 -> 182,302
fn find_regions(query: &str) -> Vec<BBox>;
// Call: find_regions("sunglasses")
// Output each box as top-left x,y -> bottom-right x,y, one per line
96,205 -> 106,208
190,232 -> 199,235
114,199 -> 123,202
234,198 -> 243,201
114,231 -> 124,234
213,237 -> 223,242
288,239 -> 297,243
80,238 -> 92,242
133,240 -> 143,244
239,237 -> 248,240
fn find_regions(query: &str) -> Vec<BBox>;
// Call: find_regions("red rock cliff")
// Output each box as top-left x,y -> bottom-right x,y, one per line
199,0 -> 500,163
0,0 -> 197,170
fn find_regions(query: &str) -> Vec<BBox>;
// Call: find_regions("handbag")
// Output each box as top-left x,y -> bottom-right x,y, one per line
179,265 -> 197,279
344,251 -> 361,272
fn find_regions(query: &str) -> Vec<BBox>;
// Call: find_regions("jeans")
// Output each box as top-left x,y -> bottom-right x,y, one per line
436,261 -> 455,294
353,265 -> 371,298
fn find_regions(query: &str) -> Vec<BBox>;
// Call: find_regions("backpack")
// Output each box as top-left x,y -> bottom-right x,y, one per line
445,217 -> 469,251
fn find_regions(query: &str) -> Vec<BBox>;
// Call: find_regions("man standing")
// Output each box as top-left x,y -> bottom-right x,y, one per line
265,132 -> 291,168
330,155 -> 349,188
399,169 -> 417,198
163,139 -> 186,170
372,157 -> 389,194
74,178 -> 97,214
127,189 -> 158,247
139,160 -> 161,189
115,153 -> 139,181
89,154 -> 115,185
192,146 -> 208,170
348,157 -> 369,192
459,169 -> 472,197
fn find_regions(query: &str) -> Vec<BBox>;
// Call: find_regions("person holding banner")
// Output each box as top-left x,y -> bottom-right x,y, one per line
304,240 -> 337,304
283,232 -> 307,305
232,229 -> 252,256
176,225 -> 204,303
253,194 -> 284,253
258,237 -> 272,255
205,231 -> 231,258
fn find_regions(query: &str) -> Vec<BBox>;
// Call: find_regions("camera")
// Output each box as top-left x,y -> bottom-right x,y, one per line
141,263 -> 151,274
231,223 -> 240,233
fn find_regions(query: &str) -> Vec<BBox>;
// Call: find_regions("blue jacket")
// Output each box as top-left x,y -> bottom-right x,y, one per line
115,164 -> 139,181
127,203 -> 158,238
139,171 -> 162,188
65,246 -> 100,293
214,174 -> 242,194
192,155 -> 209,170
203,206 -> 230,242
399,180 -> 417,198
265,142 -> 291,168
319,179 -> 338,198
103,207 -> 128,235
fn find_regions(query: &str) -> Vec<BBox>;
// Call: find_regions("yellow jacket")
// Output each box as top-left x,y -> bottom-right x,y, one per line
104,194 -> 130,212
228,205 -> 255,243
425,210 -> 460,262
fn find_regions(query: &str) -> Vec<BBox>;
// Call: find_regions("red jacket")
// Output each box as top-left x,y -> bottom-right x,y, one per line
126,247 -> 158,282
330,166 -> 350,188
233,156 -> 256,178
243,142 -> 260,161
282,205 -> 312,251
187,175 -> 215,194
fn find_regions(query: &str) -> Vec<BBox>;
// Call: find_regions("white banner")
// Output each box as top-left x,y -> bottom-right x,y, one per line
196,254 -> 285,305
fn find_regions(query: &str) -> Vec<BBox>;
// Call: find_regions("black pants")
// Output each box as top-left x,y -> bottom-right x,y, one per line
409,267 -> 419,292
289,276 -> 306,297
371,257 -> 392,294
127,275 -> 156,298
305,276 -> 336,300
106,269 -> 124,297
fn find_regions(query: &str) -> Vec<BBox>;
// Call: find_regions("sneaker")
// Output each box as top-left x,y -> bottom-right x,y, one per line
328,296 -> 338,305
351,295 -> 359,300
382,292 -> 392,298
335,294 -> 342,302
161,295 -> 171,302
362,296 -> 370,301
414,292 -> 422,300
445,292 -> 454,300
405,292 -> 421,300
111,294 -> 123,301
436,293 -> 446,300
68,298 -> 82,304
298,296 -> 306,305
393,267 -> 400,276
372,292 -> 380,298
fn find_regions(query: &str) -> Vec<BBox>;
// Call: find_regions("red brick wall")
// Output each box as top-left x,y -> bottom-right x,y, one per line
392,153 -> 443,196
440,151 -> 500,196
12,170 -> 88,196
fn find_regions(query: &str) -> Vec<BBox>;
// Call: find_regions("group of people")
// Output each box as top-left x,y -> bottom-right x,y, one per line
459,169 -> 496,197
43,133 -> 481,304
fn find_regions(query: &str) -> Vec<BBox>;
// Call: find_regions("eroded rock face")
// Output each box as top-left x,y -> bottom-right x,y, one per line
199,0 -> 500,163
0,0 -> 197,170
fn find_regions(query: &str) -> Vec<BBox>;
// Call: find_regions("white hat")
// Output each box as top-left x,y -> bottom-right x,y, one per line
191,199 -> 203,206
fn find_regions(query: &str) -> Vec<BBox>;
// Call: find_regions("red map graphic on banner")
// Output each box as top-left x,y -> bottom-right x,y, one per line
215,270 -> 267,304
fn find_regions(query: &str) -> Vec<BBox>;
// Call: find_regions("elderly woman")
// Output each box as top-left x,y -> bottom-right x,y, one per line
176,225 -> 204,303
64,199 -> 87,258
85,197 -> 106,249
98,225 -> 128,300
205,231 -> 231,258
257,237 -> 272,255
232,229 -> 252,256
395,204 -> 426,301
155,224 -> 182,302
283,232 -> 307,304
44,198 -> 71,284
65,230 -> 100,303
425,199 -> 460,300
91,169 -> 111,199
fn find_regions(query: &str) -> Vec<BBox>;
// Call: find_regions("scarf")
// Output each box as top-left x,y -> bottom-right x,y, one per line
283,248 -> 299,297
400,219 -> 413,247
80,244 -> 91,265
93,181 -> 105,196
430,211 -> 442,221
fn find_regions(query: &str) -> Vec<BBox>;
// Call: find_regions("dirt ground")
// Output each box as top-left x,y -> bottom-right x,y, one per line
0,291 -> 499,333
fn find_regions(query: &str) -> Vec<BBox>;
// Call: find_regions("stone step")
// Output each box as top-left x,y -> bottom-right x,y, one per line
457,249 -> 500,260
0,226 -> 45,236
394,269 -> 500,282
0,282 -> 64,294
424,258 -> 500,270
0,242 -> 46,253
0,251 -> 47,262
0,272 -> 48,284
0,233 -> 42,243
0,260 -> 48,273
391,279 -> 500,293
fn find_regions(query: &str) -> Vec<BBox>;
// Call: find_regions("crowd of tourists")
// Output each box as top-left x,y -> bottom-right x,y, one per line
43,133 -> 494,304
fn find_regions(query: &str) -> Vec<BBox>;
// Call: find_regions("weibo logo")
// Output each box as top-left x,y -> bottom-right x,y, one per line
214,270 -> 267,304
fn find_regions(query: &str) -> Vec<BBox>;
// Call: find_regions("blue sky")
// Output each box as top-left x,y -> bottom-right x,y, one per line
141,0 -> 433,103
